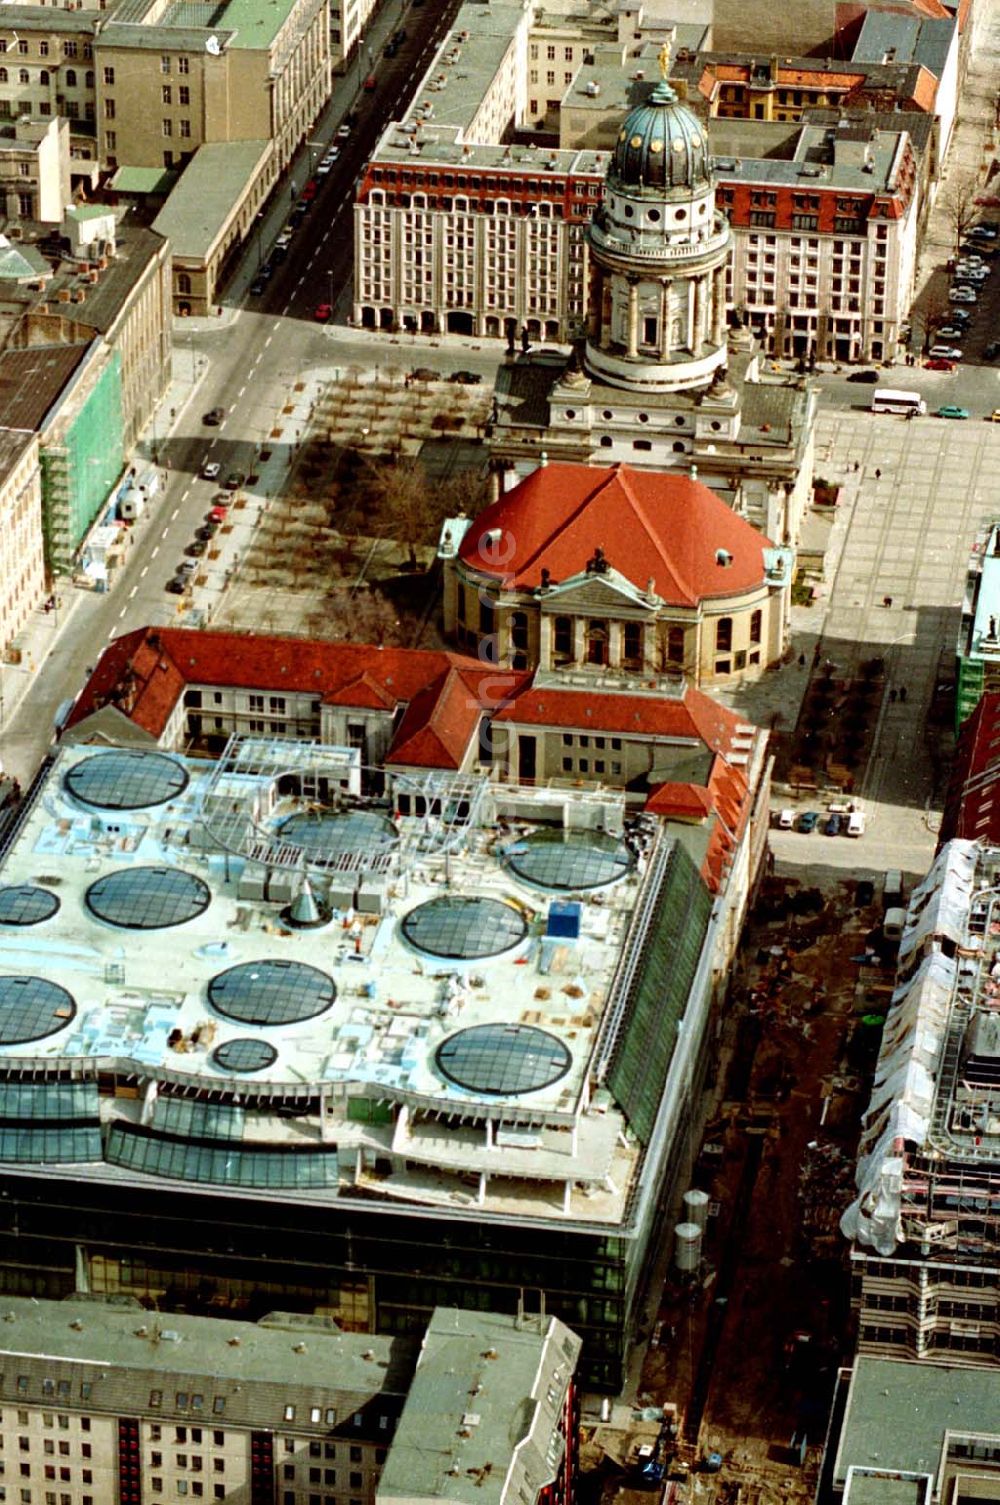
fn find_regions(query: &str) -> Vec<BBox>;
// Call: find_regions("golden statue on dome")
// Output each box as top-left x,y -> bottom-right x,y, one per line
657,37 -> 672,81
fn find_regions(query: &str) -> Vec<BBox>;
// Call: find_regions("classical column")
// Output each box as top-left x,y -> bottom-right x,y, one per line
712,266 -> 726,345
589,264 -> 603,342
627,280 -> 639,358
660,280 -> 672,358
609,622 -> 623,668
692,277 -> 703,352
573,617 -> 586,664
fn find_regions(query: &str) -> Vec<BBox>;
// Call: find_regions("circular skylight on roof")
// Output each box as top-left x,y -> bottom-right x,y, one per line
278,810 -> 397,863
208,960 -> 337,1027
211,1038 -> 279,1074
85,867 -> 211,930
436,1024 -> 571,1097
401,896 -> 527,961
0,886 -> 60,927
504,830 -> 634,892
0,976 -> 76,1046
65,750 -> 189,811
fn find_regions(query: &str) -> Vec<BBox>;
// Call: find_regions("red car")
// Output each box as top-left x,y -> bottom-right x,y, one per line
209,504 -> 230,523
301,179 -> 318,201
313,303 -> 332,322
925,357 -> 955,371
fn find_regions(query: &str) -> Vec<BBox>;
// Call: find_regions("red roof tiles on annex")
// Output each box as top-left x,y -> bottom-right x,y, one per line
458,462 -> 772,607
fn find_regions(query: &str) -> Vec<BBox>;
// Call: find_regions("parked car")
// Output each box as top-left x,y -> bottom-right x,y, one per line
847,810 -> 866,837
196,522 -> 219,541
316,160 -> 333,177
200,461 -> 221,481
165,577 -> 187,595
411,367 -> 438,381
314,303 -> 333,322
937,405 -> 970,419
363,73 -> 377,90
212,491 -> 231,508
846,369 -> 879,383
177,559 -> 198,579
203,406 -> 225,426
225,471 -> 246,490
970,221 -> 999,237
924,357 -> 955,371
797,810 -> 820,833
383,38 -> 398,56
185,538 -> 208,557
336,124 -> 351,140
324,146 -> 341,163
935,325 -> 967,340
989,409 -> 1000,423
777,808 -> 796,829
949,287 -> 978,303
985,341 -> 1000,359
928,344 -> 963,360
954,265 -> 988,281
301,179 -> 318,199
449,370 -> 483,384
249,277 -> 266,296
824,812 -> 842,837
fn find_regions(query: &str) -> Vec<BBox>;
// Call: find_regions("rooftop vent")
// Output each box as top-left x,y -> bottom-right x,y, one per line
585,80 -> 600,96
716,549 -> 733,567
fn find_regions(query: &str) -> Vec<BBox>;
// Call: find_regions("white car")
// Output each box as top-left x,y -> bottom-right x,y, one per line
316,161 -> 332,177
949,287 -> 978,303
777,808 -> 796,829
847,810 -> 866,837
336,124 -> 351,140
971,223 -> 998,238
955,264 -> 988,280
928,344 -> 963,360
200,461 -> 221,481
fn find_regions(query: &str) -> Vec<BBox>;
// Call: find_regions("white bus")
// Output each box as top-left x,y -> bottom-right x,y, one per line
871,388 -> 926,416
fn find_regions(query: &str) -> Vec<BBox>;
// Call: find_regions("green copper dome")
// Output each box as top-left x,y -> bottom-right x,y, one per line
611,81 -> 711,193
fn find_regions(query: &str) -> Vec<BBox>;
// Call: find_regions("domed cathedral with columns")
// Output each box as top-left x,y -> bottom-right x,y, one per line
489,47 -> 817,551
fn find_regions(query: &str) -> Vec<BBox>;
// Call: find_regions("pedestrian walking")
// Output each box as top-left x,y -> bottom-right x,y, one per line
899,686 -> 907,703
875,467 -> 882,480
889,688 -> 897,704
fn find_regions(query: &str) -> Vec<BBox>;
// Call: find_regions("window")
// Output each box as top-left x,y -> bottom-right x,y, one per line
283,1406 -> 295,1423
18,69 -> 28,84
103,65 -> 114,83
553,616 -> 573,662
104,98 -> 115,118
63,41 -> 77,56
178,55 -> 189,72
17,38 -> 27,52
0,67 -> 8,81
179,85 -> 189,104
715,617 -> 732,653
586,621 -> 608,666
749,609 -> 762,645
105,129 -> 116,150
642,316 -> 658,345
162,84 -> 171,103
161,54 -> 171,72
623,622 -> 642,668
162,118 -> 172,136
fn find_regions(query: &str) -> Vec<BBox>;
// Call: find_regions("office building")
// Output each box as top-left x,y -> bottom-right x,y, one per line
956,519 -> 1000,732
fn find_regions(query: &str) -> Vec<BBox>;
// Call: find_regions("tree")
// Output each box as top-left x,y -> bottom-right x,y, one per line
939,174 -> 979,252
364,459 -> 451,568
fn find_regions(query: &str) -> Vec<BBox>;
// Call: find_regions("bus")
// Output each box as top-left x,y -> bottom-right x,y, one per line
871,388 -> 926,416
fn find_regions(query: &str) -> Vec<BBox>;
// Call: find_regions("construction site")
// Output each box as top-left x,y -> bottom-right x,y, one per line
580,868 -> 888,1505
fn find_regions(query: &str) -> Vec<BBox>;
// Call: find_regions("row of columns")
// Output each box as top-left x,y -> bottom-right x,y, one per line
590,263 -> 726,359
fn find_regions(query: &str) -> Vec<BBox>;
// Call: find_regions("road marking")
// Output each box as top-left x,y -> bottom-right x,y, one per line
151,545 -> 159,559
181,488 -> 190,501
119,606 -> 128,619
140,566 -> 148,578
161,527 -> 169,539
129,585 -> 138,600
272,321 -> 280,331
238,384 -> 246,397
171,506 -> 179,520
265,335 -> 273,348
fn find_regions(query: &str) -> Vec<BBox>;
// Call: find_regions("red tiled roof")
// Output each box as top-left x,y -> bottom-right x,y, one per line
66,628 -> 513,770
643,783 -> 715,818
387,665 -> 525,770
496,680 -> 742,754
458,463 -> 772,607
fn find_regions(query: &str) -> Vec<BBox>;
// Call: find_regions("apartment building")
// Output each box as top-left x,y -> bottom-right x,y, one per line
842,839 -> 1000,1367
0,429 -> 45,658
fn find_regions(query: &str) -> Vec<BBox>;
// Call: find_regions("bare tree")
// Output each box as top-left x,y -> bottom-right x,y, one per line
939,174 -> 979,252
365,459 -> 451,568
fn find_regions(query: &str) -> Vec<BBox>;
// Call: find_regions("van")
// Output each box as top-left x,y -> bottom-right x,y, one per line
846,810 -> 866,837
883,870 -> 904,910
777,809 -> 796,829
883,906 -> 907,943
